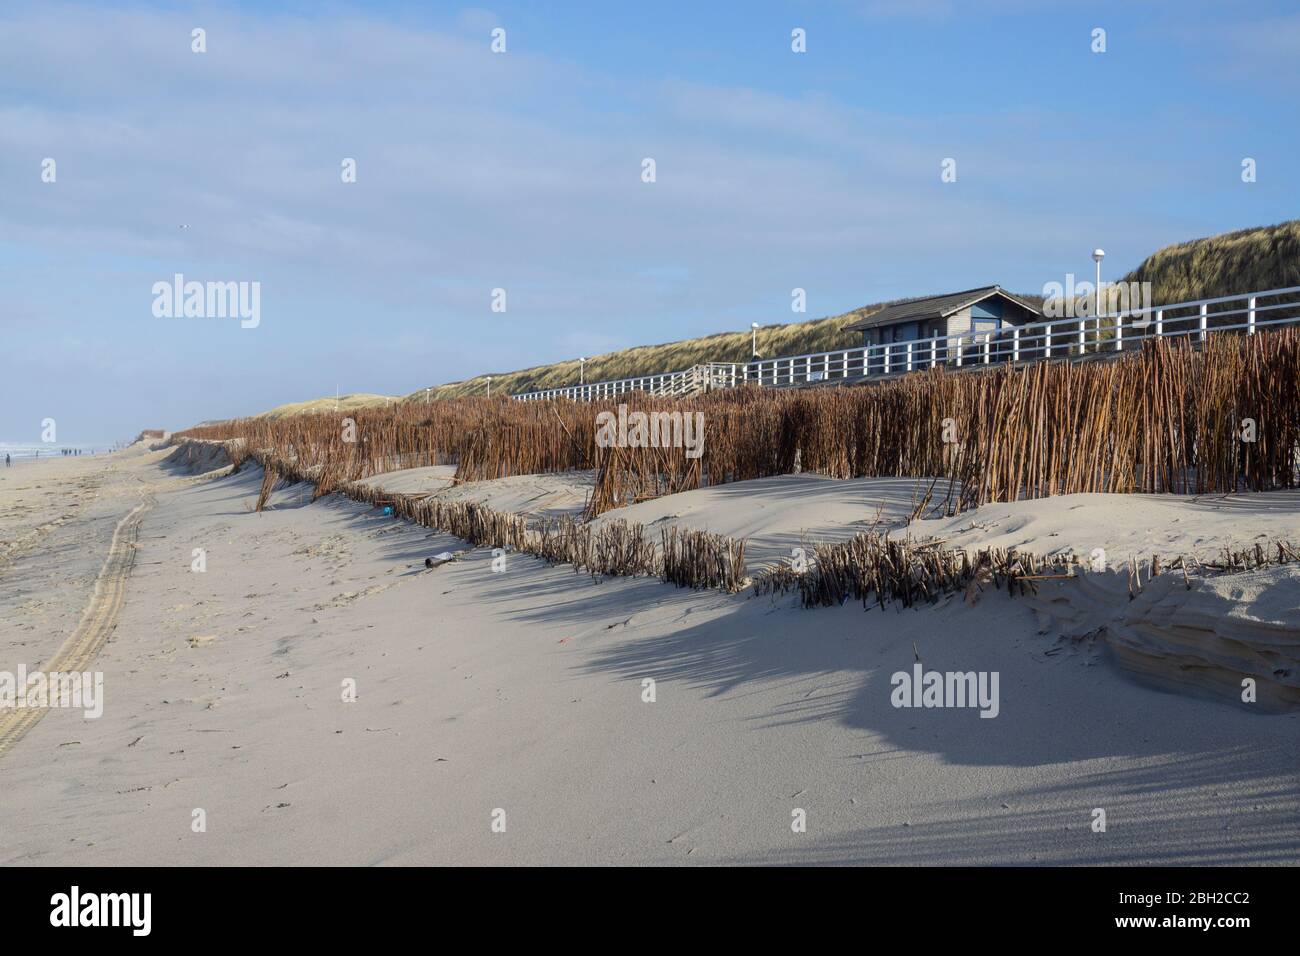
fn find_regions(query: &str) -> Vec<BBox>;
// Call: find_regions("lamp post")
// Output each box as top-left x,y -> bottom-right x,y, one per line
751,322 -> 760,358
579,357 -> 586,385
1092,248 -> 1105,317
486,376 -> 492,398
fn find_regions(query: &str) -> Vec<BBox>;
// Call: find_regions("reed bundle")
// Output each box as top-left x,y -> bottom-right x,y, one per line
752,533 -> 1073,609
660,527 -> 748,592
754,531 -> 1300,611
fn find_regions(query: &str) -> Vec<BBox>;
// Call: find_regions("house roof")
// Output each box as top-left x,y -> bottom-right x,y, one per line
843,286 -> 1042,332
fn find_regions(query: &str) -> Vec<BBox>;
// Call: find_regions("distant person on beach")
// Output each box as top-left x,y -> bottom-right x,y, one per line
4,454 -> 9,467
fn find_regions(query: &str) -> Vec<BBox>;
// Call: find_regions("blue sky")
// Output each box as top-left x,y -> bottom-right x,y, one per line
2,0 -> 1297,440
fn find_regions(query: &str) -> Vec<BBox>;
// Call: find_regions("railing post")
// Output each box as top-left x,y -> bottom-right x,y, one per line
930,337 -> 938,369
906,341 -> 913,372
1012,327 -> 1020,362
1199,303 -> 1208,342
1248,296 -> 1256,334
982,334 -> 990,364
883,344 -> 890,375
1155,309 -> 1163,337
1044,324 -> 1052,358
1115,313 -> 1123,351
1078,317 -> 1086,352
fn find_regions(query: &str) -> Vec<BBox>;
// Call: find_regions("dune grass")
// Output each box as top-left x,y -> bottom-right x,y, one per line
404,310 -> 879,402
1122,219 -> 1300,305
257,393 -> 401,419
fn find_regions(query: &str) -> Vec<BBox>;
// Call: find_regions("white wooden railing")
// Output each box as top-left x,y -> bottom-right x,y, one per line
512,286 -> 1300,401
514,363 -> 740,402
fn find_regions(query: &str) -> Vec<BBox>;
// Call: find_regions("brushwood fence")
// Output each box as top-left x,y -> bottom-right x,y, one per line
177,331 -> 1300,519
171,440 -> 1300,611
586,332 -> 1300,514
752,531 -> 1300,611
223,444 -> 749,592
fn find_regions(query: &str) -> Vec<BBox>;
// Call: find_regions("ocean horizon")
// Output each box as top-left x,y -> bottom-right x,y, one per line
0,441 -> 116,461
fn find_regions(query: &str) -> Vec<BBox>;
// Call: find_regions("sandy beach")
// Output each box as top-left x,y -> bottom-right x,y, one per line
0,444 -> 1295,865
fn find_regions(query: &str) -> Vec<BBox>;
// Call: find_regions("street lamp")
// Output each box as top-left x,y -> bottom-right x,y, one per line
579,357 -> 586,385
751,322 -> 760,358
1092,248 -> 1105,317
486,376 -> 492,398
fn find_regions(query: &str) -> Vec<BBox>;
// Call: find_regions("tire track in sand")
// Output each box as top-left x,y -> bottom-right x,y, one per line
0,495 -> 153,759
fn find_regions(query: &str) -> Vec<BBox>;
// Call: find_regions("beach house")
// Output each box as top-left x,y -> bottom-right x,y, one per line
843,285 -> 1042,348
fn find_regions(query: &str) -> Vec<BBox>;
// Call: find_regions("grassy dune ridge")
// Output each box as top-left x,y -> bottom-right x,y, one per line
252,219 -> 1300,416
257,393 -> 401,420
1126,219 -> 1300,305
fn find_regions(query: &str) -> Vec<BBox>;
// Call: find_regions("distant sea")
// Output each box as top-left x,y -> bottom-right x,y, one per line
0,442 -> 116,462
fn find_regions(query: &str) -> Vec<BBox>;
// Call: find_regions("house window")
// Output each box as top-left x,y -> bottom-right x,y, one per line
971,300 -> 1003,339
